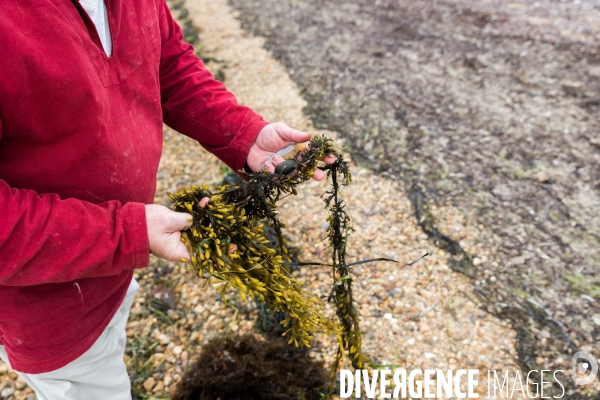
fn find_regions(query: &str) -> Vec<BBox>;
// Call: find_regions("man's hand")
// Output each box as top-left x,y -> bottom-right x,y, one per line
247,122 -> 336,181
146,204 -> 193,262
146,199 -> 237,263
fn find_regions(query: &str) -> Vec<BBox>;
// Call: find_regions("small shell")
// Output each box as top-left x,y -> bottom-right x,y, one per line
275,160 -> 299,176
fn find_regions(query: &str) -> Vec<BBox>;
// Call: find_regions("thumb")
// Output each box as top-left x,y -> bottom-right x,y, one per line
277,124 -> 311,144
167,210 -> 193,232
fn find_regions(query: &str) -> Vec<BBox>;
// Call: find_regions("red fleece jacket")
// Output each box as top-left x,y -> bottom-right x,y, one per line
0,0 -> 268,373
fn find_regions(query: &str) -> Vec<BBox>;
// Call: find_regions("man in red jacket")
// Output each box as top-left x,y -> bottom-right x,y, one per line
0,0 -> 333,398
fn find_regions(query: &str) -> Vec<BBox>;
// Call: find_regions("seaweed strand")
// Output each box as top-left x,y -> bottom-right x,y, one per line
169,135 -> 368,377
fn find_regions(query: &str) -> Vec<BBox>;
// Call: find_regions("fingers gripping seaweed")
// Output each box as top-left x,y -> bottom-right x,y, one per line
168,135 -> 366,373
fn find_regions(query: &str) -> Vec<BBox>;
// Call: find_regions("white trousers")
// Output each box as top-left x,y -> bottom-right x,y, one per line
0,278 -> 139,400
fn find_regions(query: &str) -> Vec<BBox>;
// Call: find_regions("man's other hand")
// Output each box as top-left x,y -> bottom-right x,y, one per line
247,122 -> 337,181
145,199 -> 237,263
146,204 -> 193,262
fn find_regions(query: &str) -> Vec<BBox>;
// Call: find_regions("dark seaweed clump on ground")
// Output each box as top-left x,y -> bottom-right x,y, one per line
173,334 -> 330,400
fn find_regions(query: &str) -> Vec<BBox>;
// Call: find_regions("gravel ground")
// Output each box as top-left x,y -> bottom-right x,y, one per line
226,0 -> 600,396
0,0 -> 596,399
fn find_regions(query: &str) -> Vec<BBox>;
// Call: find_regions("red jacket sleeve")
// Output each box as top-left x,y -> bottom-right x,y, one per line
157,1 -> 269,173
0,179 -> 149,286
